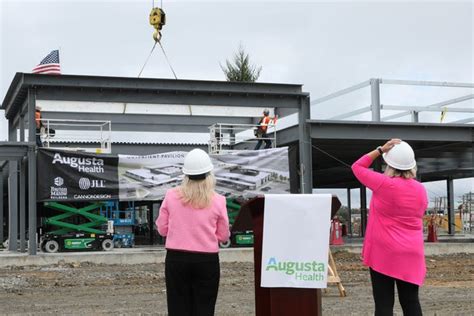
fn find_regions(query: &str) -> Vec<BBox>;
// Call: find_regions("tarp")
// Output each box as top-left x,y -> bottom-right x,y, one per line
37,147 -> 289,202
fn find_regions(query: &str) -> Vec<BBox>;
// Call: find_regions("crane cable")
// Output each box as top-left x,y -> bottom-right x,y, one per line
138,0 -> 177,80
138,42 -> 157,78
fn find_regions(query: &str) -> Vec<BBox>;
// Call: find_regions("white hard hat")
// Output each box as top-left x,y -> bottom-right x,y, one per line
382,141 -> 416,170
182,149 -> 213,176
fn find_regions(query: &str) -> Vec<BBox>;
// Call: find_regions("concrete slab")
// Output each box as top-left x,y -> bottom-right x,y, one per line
0,247 -> 254,268
0,243 -> 472,268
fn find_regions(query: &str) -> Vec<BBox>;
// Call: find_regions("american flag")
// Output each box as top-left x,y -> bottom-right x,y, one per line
32,50 -> 61,74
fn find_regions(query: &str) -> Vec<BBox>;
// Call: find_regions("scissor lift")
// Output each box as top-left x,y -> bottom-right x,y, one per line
40,202 -> 114,253
100,201 -> 136,248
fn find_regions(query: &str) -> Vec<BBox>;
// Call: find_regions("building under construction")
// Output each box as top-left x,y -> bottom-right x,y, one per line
0,73 -> 473,255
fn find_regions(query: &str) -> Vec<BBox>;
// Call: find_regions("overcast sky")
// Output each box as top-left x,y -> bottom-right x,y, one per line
0,0 -> 473,205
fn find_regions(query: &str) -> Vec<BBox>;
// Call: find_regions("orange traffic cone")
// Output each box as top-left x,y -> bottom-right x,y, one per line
330,218 -> 344,245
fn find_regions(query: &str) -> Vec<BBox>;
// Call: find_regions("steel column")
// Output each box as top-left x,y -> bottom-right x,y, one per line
27,89 -> 37,255
360,186 -> 367,237
8,160 -> 18,251
19,116 -> 25,141
0,167 -> 4,245
19,159 -> 26,252
347,188 -> 352,236
447,178 -> 455,235
411,111 -> 419,123
298,97 -> 313,193
370,79 -> 381,122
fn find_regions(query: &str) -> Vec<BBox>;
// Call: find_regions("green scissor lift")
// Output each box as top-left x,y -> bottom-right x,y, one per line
219,198 -> 254,248
40,202 -> 114,253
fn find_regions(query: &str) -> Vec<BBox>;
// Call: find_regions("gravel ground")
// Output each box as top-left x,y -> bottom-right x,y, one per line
0,252 -> 472,315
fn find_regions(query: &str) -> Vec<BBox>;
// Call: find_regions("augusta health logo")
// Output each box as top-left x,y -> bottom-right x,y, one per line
265,257 -> 326,281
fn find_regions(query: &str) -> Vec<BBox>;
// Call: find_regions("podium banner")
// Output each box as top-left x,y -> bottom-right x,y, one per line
261,194 -> 332,288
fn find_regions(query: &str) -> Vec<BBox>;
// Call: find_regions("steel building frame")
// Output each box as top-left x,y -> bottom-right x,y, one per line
312,78 -> 474,123
1,73 -> 312,255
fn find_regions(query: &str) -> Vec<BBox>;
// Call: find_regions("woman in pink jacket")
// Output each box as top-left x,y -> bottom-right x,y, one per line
156,149 -> 230,316
352,139 -> 428,316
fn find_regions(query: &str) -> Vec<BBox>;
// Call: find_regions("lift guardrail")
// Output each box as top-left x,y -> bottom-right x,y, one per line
209,123 -> 277,154
38,119 -> 112,153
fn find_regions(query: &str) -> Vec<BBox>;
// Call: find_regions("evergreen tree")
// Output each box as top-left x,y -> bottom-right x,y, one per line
221,45 -> 262,82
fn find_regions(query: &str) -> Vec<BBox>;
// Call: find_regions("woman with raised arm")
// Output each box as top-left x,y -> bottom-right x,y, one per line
352,139 -> 428,316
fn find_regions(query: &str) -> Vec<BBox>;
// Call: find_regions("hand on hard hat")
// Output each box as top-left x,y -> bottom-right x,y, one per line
381,140 -> 416,170
380,139 -> 401,153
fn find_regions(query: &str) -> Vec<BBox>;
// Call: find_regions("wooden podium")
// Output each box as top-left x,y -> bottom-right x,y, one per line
235,196 -> 341,316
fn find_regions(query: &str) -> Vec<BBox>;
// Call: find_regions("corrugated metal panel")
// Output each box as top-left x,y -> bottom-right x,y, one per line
47,131 -> 209,145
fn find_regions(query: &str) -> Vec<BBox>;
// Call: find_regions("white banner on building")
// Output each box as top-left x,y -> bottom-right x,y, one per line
118,147 -> 289,201
261,194 -> 332,288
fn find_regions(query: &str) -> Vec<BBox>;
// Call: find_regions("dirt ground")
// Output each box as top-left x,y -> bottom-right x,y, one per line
0,252 -> 473,315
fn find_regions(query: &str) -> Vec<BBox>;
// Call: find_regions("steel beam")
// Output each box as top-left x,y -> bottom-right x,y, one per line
382,105 -> 474,113
8,160 -> 18,251
275,125 -> 299,147
19,159 -> 26,252
382,94 -> 474,121
19,116 -> 25,141
0,167 -> 4,245
447,178 -> 455,235
298,97 -> 313,193
371,79 -> 381,121
347,188 -> 352,236
42,112 -> 254,133
329,106 -> 371,120
0,144 -> 31,160
311,80 -> 370,105
35,87 -> 302,109
382,111 -> 411,121
308,120 -> 473,142
21,73 -> 303,94
27,89 -> 37,255
28,146 -> 37,255
380,79 -> 474,88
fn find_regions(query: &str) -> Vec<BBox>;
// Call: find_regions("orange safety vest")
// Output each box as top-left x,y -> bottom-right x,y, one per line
35,110 -> 42,129
258,116 -> 271,133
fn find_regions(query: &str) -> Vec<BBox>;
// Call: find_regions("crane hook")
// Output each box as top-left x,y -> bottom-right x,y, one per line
149,7 -> 166,42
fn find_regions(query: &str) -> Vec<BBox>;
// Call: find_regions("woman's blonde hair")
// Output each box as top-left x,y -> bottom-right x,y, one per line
384,165 -> 417,179
178,173 -> 216,209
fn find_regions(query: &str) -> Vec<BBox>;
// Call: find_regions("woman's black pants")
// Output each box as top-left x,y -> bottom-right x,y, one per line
370,268 -> 422,316
165,250 -> 220,316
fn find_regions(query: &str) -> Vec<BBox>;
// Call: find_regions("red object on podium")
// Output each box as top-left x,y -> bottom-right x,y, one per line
237,196 -> 341,316
330,218 -> 344,245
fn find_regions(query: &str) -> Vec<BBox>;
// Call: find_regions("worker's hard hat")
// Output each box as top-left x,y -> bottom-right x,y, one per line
182,149 -> 214,178
382,141 -> 416,170
35,106 -> 42,111
263,109 -> 270,115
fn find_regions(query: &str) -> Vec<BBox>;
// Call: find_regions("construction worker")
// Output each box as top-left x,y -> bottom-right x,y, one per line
352,139 -> 427,316
254,109 -> 273,150
35,106 -> 43,147
156,149 -> 230,316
